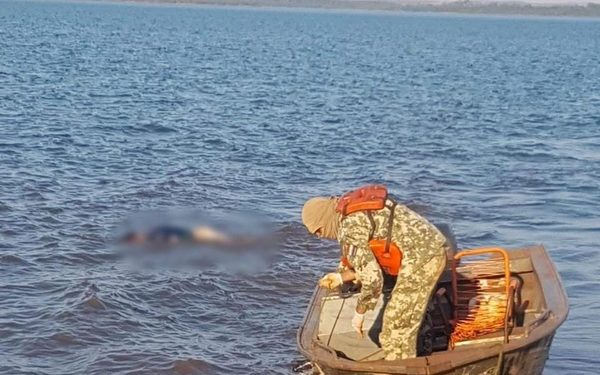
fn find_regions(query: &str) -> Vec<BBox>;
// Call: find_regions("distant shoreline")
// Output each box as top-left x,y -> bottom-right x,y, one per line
97,0 -> 600,18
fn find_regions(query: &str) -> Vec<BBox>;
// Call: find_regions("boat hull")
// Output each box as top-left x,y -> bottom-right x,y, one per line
297,245 -> 568,375
311,333 -> 554,375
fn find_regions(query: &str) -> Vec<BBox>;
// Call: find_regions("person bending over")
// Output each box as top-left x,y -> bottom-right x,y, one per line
302,185 -> 449,360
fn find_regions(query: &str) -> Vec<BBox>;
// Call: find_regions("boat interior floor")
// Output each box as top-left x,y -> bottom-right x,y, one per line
318,293 -> 547,362
317,254 -> 547,362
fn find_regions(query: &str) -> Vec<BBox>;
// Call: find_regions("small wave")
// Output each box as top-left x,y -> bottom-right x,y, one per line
170,358 -> 224,375
49,333 -> 79,346
81,295 -> 107,310
0,254 -> 30,265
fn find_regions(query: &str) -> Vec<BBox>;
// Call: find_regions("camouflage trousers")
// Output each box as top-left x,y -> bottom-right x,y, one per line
379,250 -> 447,360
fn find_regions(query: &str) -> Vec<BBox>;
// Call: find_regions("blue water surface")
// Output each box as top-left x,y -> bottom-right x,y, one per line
0,1 -> 599,374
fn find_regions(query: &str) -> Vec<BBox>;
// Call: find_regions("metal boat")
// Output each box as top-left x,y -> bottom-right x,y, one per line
297,242 -> 568,375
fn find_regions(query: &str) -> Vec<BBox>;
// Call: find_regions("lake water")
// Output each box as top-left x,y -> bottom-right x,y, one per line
0,1 -> 599,374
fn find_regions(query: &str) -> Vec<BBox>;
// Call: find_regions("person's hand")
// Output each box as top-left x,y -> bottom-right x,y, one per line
352,311 -> 365,338
318,273 -> 343,289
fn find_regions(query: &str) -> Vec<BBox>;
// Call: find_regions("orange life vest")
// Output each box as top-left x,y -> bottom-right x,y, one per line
337,185 -> 403,276
336,184 -> 388,216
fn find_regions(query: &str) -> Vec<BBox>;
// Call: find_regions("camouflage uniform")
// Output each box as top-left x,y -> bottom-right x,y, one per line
337,199 -> 448,360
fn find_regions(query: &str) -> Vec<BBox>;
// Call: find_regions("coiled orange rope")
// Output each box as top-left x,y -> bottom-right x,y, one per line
450,248 -> 511,347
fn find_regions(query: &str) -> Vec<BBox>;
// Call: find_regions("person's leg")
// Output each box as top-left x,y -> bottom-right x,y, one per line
379,253 -> 446,360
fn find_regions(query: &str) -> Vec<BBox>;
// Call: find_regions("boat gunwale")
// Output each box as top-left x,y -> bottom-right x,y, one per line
296,244 -> 569,374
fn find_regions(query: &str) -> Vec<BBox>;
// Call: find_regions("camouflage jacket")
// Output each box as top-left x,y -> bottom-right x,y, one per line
337,199 -> 448,312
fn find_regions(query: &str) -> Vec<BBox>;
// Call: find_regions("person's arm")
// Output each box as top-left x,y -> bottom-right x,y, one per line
348,244 -> 383,313
339,214 -> 383,314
